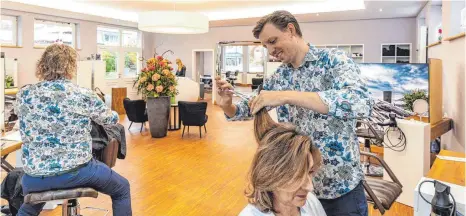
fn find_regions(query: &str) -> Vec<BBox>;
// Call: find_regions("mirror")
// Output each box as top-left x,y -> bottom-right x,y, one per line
1,55 -> 19,133
412,99 -> 429,121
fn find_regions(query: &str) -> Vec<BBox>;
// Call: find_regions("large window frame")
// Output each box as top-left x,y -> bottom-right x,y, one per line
97,26 -> 142,80
0,15 -> 18,46
33,19 -> 76,48
222,45 -> 267,73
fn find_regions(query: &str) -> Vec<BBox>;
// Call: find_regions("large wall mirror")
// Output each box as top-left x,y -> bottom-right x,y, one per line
1,55 -> 19,133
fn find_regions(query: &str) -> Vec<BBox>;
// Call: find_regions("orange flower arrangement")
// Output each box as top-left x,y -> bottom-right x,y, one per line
134,56 -> 178,98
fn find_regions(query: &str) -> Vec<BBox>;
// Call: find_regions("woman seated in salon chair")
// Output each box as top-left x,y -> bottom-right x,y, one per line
239,108 -> 326,216
14,43 -> 132,216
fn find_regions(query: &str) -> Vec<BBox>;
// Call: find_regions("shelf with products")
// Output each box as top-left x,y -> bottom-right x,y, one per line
381,43 -> 412,63
315,44 -> 364,63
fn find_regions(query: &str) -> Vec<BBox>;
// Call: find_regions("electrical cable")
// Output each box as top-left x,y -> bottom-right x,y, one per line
418,180 -> 457,216
382,126 -> 407,152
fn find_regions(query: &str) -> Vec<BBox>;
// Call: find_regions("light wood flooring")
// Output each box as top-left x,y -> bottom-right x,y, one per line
1,95 -> 413,216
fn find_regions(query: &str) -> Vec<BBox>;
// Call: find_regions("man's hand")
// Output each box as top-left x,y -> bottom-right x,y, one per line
215,76 -> 234,108
249,90 -> 289,115
215,76 -> 237,117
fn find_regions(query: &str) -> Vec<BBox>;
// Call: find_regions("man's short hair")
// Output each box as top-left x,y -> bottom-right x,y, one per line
252,10 -> 303,39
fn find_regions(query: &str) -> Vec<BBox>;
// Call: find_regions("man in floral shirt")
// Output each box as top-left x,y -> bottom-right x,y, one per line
217,11 -> 373,216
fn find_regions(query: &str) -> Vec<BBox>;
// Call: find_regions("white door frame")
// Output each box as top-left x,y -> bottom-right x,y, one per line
192,49 -> 215,104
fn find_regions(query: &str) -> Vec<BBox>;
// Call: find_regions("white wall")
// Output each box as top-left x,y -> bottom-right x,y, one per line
155,18 -> 417,80
427,0 -> 466,153
0,4 -> 156,87
449,1 -> 466,36
427,5 -> 443,44
434,37 -> 465,153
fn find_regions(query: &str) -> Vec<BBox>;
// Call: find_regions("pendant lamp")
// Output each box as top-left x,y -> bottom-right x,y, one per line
138,11 -> 209,34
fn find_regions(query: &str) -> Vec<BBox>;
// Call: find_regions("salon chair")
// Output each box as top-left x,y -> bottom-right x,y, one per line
23,138 -> 119,216
361,151 -> 403,215
356,120 -> 384,177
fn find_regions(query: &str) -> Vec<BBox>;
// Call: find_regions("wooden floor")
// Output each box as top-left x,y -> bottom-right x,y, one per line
1,95 -> 413,216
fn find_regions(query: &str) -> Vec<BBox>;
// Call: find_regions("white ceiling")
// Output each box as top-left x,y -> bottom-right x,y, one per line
5,0 -> 428,27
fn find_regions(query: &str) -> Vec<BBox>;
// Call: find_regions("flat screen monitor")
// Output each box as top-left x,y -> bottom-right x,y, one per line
357,63 -> 429,108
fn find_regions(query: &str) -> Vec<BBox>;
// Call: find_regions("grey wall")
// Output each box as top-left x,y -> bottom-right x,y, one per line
0,7 -> 155,87
156,18 -> 417,79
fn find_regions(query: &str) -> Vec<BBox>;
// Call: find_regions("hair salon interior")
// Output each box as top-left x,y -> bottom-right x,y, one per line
0,0 -> 465,216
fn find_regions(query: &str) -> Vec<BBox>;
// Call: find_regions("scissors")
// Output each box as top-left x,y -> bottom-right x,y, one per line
225,84 -> 263,101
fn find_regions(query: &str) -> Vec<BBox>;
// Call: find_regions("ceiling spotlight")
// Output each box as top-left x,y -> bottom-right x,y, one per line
316,13 -> 320,16
379,8 -> 383,12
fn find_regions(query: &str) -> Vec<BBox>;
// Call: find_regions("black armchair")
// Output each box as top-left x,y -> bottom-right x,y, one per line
123,98 -> 148,132
178,101 -> 208,138
251,78 -> 264,90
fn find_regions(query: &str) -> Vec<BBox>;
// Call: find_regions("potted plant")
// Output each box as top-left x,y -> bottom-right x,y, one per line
134,56 -> 178,138
401,89 -> 428,112
5,75 -> 14,89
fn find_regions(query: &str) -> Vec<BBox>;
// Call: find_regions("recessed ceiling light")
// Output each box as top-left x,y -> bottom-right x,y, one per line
379,8 -> 383,12
316,13 -> 320,16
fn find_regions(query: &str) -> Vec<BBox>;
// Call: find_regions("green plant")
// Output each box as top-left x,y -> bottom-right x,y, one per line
102,51 -> 117,73
5,75 -> 14,88
125,52 -> 137,70
401,89 -> 428,111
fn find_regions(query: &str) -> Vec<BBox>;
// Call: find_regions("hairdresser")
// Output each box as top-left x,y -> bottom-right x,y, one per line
216,10 -> 373,216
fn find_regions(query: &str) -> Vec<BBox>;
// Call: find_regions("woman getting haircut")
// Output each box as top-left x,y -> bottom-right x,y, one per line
239,108 -> 326,216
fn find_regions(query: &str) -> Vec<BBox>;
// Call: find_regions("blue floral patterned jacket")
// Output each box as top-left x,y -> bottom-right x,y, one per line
14,79 -> 119,176
228,44 -> 374,199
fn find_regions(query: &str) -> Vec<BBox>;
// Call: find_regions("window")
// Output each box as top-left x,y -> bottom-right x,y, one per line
222,45 -> 267,73
248,45 -> 266,72
97,26 -> 142,79
223,46 -> 243,72
34,19 -> 75,47
0,15 -> 17,46
97,27 -> 120,46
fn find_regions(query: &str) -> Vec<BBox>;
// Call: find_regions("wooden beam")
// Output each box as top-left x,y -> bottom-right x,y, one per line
443,32 -> 465,42
426,41 -> 441,48
428,59 -> 443,124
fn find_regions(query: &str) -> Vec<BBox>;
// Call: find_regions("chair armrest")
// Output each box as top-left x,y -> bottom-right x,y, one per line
101,138 -> 119,168
360,151 -> 402,187
357,120 -> 384,143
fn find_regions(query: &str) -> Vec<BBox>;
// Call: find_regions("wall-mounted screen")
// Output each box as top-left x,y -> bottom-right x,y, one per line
358,63 -> 429,108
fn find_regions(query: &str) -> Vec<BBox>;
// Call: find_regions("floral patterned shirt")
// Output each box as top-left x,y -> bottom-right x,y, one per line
14,79 -> 119,176
228,44 -> 374,199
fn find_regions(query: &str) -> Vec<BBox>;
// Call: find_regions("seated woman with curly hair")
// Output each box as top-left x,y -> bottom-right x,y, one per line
15,43 -> 131,216
239,108 -> 326,216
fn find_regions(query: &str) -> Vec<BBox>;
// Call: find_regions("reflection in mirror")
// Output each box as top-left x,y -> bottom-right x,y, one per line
1,55 -> 19,133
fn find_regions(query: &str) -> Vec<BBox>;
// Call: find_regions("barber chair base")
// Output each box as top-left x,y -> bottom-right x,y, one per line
62,199 -> 109,216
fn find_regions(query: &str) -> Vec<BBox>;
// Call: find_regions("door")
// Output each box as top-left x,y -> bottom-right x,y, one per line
97,27 -> 142,100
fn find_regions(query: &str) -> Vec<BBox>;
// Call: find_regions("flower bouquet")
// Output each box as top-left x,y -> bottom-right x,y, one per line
134,55 -> 178,99
134,56 -> 178,138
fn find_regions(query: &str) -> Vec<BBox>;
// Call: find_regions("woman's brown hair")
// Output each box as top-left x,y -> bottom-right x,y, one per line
245,108 -> 322,213
36,43 -> 77,81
